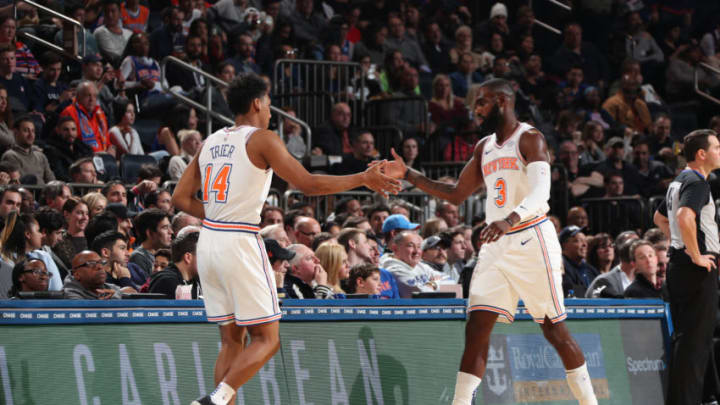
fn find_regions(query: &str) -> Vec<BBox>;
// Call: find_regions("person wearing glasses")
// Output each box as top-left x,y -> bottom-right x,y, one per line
63,250 -> 123,300
7,256 -> 51,298
293,216 -> 321,248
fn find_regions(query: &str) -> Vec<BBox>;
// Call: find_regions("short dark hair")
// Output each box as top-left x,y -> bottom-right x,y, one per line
347,264 -> 380,293
629,239 -> 654,261
155,248 -> 171,261
69,157 -> 94,178
0,160 -> 19,175
13,115 -> 34,130
631,134 -> 650,148
85,211 -> 119,246
55,116 -> 75,129
39,51 -> 62,67
227,73 -> 269,115
617,239 -> 635,264
683,129 -> 718,162
342,215 -> 369,229
43,181 -> 70,205
35,207 -> 64,233
138,164 -> 162,181
62,196 -> 86,214
134,208 -> 169,243
337,227 -> 364,251
171,229 -> 199,262
91,230 -> 125,254
0,185 -> 21,201
101,180 -> 125,197
311,232 -> 335,251
261,206 -> 283,222
144,189 -> 170,208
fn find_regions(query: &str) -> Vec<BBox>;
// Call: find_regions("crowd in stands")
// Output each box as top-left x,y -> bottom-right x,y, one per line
0,0 -> 718,302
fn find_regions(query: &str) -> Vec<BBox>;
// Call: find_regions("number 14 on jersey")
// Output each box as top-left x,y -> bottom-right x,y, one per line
202,164 -> 232,203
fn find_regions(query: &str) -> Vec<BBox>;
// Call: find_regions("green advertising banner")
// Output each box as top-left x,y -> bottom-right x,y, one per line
0,318 -> 666,405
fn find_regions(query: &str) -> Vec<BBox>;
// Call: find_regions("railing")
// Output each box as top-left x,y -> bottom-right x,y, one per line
15,0 -> 86,61
694,62 -> 720,106
581,196 -> 648,237
528,0 -> 571,35
273,59 -> 366,127
160,56 -> 312,157
364,96 -> 430,139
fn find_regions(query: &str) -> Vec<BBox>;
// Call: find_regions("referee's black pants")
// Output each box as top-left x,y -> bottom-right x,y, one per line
666,254 -> 718,405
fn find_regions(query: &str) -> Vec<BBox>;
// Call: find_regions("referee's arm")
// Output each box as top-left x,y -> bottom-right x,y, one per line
676,207 -> 717,272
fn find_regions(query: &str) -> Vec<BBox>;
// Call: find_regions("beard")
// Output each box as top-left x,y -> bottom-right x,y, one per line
477,104 -> 503,135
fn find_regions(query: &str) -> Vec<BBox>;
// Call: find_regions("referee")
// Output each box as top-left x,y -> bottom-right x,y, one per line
654,129 -> 720,405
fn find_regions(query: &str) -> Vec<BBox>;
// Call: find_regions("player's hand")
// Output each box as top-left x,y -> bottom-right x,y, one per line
368,148 -> 407,179
479,220 -> 511,244
363,161 -> 402,198
687,250 -> 717,272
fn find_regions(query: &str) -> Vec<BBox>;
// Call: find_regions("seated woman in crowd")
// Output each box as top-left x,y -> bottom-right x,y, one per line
315,243 -> 350,295
7,257 -> 50,298
109,99 -> 145,157
153,104 -> 198,157
0,84 -> 13,152
82,192 -> 108,218
53,197 -> 90,270
587,232 -> 616,275
119,32 -> 175,117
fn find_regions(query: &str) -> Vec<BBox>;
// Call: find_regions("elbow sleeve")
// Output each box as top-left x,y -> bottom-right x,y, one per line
513,161 -> 551,219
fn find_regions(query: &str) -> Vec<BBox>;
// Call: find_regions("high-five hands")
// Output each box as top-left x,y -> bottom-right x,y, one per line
368,148 -> 408,180
364,160 -> 402,198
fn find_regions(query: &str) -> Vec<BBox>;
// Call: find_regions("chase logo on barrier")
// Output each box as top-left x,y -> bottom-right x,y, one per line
482,334 -> 610,404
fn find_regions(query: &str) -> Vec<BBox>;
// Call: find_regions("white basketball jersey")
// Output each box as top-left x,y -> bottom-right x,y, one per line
198,125 -> 273,226
480,122 -> 549,223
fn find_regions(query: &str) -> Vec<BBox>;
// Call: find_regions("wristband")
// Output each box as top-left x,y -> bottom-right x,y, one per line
503,217 -> 514,227
403,168 -> 410,180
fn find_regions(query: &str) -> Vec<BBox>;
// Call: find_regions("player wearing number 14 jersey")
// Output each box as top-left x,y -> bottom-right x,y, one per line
172,74 -> 401,405
381,79 -> 597,405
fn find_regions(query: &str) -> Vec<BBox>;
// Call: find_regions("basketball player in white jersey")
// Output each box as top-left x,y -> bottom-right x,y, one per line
172,73 -> 401,405
381,79 -> 597,405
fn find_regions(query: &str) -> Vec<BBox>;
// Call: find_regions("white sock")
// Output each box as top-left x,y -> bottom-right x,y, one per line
565,363 -> 597,405
209,381 -> 235,405
452,371 -> 481,405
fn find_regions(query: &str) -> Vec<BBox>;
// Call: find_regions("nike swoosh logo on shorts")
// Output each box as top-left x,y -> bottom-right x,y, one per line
521,238 -> 531,245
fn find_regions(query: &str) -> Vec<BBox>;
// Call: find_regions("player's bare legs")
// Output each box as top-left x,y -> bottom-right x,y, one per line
211,324 -> 248,404
459,311 -> 499,376
540,316 -> 597,405
221,321 -> 280,388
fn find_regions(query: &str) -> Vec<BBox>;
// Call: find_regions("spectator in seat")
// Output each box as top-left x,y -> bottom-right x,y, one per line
109,99 -> 144,158
53,4 -> 100,58
330,130 -> 377,177
450,52 -> 483,98
560,225 -> 598,297
423,22 -> 452,74
32,51 -> 69,116
420,234 -> 450,273
63,250 -> 125,299
0,116 -> 54,185
315,243 -> 350,294
649,114 -> 674,156
0,84 -> 13,152
285,243 -> 334,299
436,201 -> 460,228
548,22 -> 608,87
385,16 -> 429,73
35,206 -> 69,280
165,35 -> 210,92
93,0 -> 133,63
0,185 -> 20,218
60,81 -> 111,154
144,189 -> 174,216
130,208 -> 172,278
82,192 -> 107,218
0,16 -> 40,79
380,213 -> 420,255
430,74 -> 468,133
366,204 -> 390,238
449,25 -> 481,68
44,117 -> 94,182
347,263 -> 382,295
665,42 -> 720,103
382,231 -> 445,298
566,206 -> 589,230
149,227 -> 201,299
260,206 -> 284,228
264,238 -> 295,299
168,129 -> 202,181
53,197 -> 90,270
312,102 -> 352,156
153,249 -> 171,273
259,223 -> 292,248
631,134 -> 674,197
586,238 -> 635,298
225,33 -> 260,75
120,0 -> 150,33
69,157 -> 100,184
119,32 -> 174,118
293,216 -> 321,249
78,54 -> 121,126
287,0 -> 327,45
624,11 -> 664,84
8,257 -> 51,298
594,137 -> 643,196
442,229 -> 466,280
42,181 -> 72,212
602,60 -> 651,134
149,7 -> 186,62
170,211 -> 202,237
624,239 -> 664,299
586,232 -> 615,275
91,230 -> 138,290
0,43 -> 34,115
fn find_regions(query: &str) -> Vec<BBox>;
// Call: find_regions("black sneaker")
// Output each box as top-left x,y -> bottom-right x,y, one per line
190,395 -> 216,405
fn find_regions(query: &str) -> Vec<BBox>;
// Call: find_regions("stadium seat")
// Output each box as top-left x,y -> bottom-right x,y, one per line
120,154 -> 158,184
94,153 -> 119,181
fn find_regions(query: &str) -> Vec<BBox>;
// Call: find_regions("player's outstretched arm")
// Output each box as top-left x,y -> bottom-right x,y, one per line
171,152 -> 205,219
381,145 -> 484,205
251,129 -> 402,196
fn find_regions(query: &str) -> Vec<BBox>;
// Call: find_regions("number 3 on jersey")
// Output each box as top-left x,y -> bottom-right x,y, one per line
494,178 -> 507,207
202,164 -> 232,203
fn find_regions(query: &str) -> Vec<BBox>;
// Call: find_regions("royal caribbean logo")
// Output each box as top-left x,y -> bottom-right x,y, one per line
481,334 -> 609,404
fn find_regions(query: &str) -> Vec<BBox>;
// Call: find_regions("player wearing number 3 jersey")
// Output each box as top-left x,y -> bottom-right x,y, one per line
172,74 -> 401,405
381,79 -> 597,405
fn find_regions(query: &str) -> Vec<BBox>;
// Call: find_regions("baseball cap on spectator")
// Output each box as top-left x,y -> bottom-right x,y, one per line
264,239 -> 295,263
105,203 -> 136,219
421,235 -> 443,251
559,225 -> 585,244
381,214 -> 420,233
82,53 -> 103,64
605,137 -> 624,149
490,3 -> 508,19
